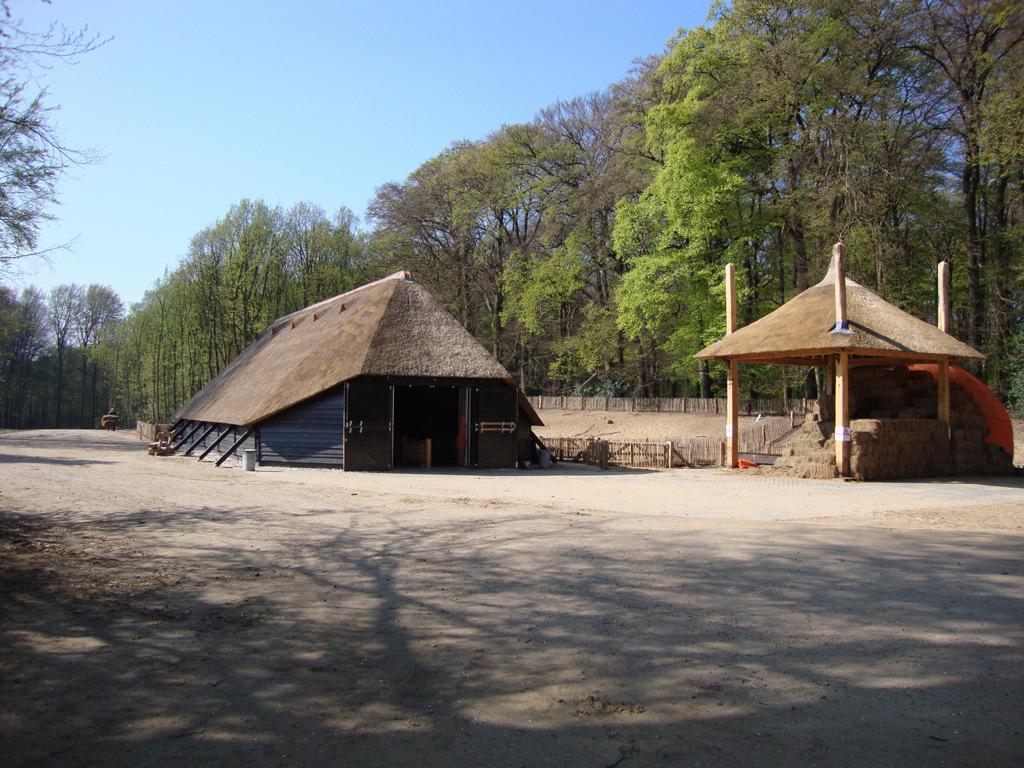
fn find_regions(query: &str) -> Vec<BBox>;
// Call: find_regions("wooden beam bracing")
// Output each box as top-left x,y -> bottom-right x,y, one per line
214,427 -> 254,467
183,423 -> 217,457
171,421 -> 200,449
196,425 -> 232,461
834,352 -> 851,476
714,347 -> 962,365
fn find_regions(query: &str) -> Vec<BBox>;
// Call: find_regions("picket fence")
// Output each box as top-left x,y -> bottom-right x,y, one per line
544,413 -> 803,469
528,395 -> 812,416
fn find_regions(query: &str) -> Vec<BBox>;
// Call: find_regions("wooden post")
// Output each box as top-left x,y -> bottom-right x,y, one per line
831,242 -> 850,333
937,260 -> 950,334
666,441 -> 673,468
726,359 -> 739,468
724,263 -> 740,468
938,359 -> 951,423
834,352 -> 850,476
826,356 -> 835,395
935,263 -> 951,425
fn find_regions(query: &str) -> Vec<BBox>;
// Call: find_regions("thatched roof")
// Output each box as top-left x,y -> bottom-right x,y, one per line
178,272 -> 541,426
696,260 -> 983,364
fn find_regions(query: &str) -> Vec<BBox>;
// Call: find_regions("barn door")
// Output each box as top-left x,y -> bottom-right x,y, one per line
344,381 -> 393,471
475,387 -> 517,469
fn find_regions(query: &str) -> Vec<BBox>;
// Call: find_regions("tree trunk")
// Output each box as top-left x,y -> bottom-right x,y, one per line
962,157 -> 983,349
698,360 -> 711,398
55,349 -> 64,427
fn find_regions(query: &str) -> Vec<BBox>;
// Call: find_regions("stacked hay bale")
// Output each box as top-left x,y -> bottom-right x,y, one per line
849,418 -> 951,480
772,412 -> 838,479
771,365 -> 1012,480
848,365 -> 1011,479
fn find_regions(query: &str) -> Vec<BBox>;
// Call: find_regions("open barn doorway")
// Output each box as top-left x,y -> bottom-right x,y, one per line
392,384 -> 465,467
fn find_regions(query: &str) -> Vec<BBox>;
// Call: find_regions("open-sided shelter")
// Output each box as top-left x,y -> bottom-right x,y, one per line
696,245 -> 1012,479
170,272 -> 542,471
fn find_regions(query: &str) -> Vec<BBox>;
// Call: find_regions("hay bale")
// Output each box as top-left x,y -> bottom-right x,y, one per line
851,419 -> 883,436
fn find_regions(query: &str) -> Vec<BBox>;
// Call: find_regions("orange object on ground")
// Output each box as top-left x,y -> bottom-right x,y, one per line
907,363 -> 1013,455
738,459 -> 758,469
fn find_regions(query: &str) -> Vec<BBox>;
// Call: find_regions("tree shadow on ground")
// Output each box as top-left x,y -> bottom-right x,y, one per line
0,454 -> 117,468
0,431 -> 145,455
0,508 -> 1021,768
896,474 -> 1024,491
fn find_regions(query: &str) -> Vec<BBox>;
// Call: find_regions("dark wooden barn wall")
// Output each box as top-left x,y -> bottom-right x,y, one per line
258,390 -> 344,466
517,406 -> 535,462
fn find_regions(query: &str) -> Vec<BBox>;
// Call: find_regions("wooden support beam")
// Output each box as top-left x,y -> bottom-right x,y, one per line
214,427 -> 254,467
196,425 -> 232,461
826,356 -> 835,395
172,421 -> 200,449
834,352 -> 850,476
183,423 -> 217,457
726,358 -> 739,468
938,359 -> 951,423
831,242 -> 850,334
937,260 -> 950,334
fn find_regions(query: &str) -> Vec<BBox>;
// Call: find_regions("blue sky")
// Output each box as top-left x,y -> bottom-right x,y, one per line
14,1 -> 711,305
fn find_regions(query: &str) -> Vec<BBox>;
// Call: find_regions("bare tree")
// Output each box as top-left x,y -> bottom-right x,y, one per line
75,284 -> 122,426
47,282 -> 83,426
0,1 -> 107,278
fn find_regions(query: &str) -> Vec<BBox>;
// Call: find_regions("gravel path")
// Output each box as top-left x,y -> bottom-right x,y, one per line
1,430 -> 1022,767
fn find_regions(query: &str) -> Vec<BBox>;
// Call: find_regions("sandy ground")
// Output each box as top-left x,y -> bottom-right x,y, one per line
1,430 -> 1023,767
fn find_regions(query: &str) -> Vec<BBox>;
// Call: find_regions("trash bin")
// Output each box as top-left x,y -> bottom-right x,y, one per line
242,448 -> 257,471
538,449 -> 552,469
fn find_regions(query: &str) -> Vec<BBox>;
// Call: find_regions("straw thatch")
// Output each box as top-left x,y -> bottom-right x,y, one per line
177,272 -> 536,426
696,259 -> 983,363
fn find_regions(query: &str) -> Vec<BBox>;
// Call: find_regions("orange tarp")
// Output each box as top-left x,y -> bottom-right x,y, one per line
908,364 -> 1013,455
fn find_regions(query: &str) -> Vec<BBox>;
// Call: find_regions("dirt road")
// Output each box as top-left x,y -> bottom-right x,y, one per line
1,430 -> 1022,767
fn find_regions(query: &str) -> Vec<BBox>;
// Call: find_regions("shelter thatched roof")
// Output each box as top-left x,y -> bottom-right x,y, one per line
177,272 -> 541,426
695,260 -> 983,365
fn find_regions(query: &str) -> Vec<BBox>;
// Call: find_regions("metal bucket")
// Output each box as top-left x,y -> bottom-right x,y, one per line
242,448 -> 257,471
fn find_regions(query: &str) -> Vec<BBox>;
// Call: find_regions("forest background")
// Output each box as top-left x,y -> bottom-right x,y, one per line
1,0 -> 1022,428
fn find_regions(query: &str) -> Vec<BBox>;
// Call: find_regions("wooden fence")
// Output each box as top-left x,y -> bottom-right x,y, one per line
528,395 -> 813,416
136,420 -> 168,442
544,413 -> 804,469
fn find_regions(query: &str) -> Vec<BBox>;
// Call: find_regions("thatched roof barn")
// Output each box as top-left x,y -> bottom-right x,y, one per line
696,245 -> 1011,480
170,272 -> 542,471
